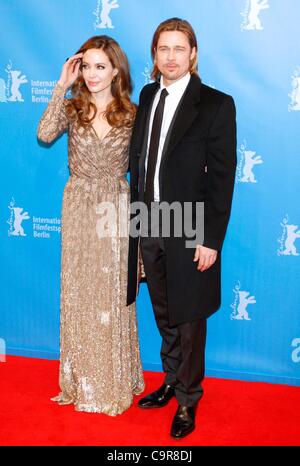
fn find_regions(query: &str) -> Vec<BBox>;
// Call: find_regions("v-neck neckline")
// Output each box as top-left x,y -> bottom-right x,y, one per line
90,124 -> 115,143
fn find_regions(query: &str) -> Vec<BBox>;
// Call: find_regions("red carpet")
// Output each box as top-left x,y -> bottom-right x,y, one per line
0,356 -> 299,446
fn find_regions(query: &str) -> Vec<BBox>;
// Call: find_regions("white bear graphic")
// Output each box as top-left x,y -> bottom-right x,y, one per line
7,70 -> 28,102
233,291 -> 256,320
10,207 -> 30,236
282,224 -> 300,256
240,150 -> 263,183
96,0 -> 119,29
0,78 -> 7,102
142,63 -> 153,85
243,0 -> 269,30
289,74 -> 300,111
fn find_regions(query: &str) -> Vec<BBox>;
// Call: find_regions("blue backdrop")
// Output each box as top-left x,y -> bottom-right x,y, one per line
1,0 -> 300,385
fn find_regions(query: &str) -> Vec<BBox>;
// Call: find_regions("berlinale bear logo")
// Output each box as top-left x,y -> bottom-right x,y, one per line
142,63 -> 154,86
241,0 -> 270,31
93,0 -> 119,30
0,60 -> 28,103
7,198 -> 30,237
277,215 -> 300,256
231,282 -> 256,321
288,67 -> 300,112
236,141 -> 263,183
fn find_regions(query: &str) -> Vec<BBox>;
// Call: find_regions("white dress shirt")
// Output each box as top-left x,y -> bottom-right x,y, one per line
145,72 -> 191,201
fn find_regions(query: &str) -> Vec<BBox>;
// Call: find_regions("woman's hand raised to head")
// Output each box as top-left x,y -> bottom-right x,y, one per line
57,53 -> 84,91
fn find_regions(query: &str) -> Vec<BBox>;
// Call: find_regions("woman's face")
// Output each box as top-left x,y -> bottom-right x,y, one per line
81,48 -> 118,95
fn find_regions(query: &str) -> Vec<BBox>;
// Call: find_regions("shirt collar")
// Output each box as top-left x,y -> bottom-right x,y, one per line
160,72 -> 191,97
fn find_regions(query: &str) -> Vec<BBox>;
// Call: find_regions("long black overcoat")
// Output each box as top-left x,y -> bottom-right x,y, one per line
127,74 -> 237,325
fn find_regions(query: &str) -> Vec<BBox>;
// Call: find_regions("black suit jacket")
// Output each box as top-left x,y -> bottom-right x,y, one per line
127,74 -> 237,325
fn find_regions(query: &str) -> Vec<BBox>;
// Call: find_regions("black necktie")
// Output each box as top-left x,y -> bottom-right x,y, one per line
144,88 -> 169,204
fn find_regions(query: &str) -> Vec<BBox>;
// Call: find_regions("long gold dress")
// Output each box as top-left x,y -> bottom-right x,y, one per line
37,84 -> 144,415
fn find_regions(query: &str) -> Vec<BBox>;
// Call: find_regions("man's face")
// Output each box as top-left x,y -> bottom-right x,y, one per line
155,31 -> 196,86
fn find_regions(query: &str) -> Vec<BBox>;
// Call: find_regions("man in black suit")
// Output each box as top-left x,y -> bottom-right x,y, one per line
127,18 -> 237,438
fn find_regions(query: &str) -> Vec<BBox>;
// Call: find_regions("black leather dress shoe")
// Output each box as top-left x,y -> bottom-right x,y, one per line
138,384 -> 175,409
170,405 -> 196,439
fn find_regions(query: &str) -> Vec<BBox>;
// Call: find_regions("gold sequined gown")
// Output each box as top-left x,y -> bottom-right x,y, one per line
37,84 -> 144,415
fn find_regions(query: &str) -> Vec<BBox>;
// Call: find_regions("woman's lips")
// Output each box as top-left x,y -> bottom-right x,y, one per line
88,81 -> 100,86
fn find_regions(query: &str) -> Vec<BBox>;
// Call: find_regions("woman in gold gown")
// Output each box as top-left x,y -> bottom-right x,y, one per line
38,35 -> 144,415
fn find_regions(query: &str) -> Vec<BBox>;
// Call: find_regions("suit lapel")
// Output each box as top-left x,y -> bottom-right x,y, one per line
138,89 -> 156,170
136,83 -> 159,199
162,74 -> 202,158
135,75 -> 202,200
139,83 -> 159,143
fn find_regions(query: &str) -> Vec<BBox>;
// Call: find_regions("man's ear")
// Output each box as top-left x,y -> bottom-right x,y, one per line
190,47 -> 196,61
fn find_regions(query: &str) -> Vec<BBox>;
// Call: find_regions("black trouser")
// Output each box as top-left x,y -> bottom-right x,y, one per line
140,231 -> 207,407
